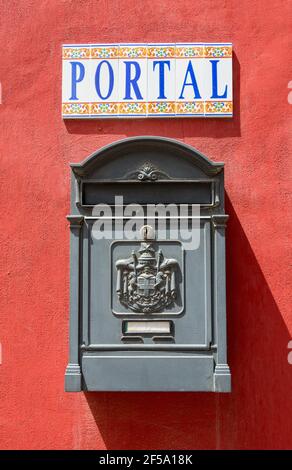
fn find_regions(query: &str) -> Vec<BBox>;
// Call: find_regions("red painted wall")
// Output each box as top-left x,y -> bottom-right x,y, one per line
0,0 -> 291,450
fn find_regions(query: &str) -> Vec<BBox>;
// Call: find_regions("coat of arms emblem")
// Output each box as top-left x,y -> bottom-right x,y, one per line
116,242 -> 179,313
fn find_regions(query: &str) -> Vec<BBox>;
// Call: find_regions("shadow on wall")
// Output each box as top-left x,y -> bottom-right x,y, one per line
64,53 -> 241,139
83,196 -> 292,450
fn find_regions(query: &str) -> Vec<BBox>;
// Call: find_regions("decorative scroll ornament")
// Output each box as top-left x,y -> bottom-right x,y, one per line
116,242 -> 179,313
137,163 -> 159,181
126,162 -> 169,181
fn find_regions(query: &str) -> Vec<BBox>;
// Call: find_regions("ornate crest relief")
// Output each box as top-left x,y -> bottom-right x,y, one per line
116,242 -> 179,313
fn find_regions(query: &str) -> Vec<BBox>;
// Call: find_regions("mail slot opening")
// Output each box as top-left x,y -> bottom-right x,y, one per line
82,181 -> 213,206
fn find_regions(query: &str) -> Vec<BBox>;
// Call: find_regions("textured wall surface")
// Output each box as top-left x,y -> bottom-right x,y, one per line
0,0 -> 291,449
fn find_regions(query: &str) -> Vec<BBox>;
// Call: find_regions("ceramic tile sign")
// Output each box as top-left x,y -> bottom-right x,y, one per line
62,43 -> 232,118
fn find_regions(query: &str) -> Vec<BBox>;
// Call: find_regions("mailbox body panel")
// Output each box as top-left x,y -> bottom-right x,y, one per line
65,136 -> 231,392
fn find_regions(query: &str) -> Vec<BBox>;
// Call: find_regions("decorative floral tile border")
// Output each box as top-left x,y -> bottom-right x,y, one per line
148,101 -> 176,115
176,45 -> 205,58
91,103 -> 119,115
62,103 -> 90,115
205,101 -> 233,114
91,46 -> 119,59
205,45 -> 232,58
119,46 -> 148,59
62,47 -> 91,59
62,43 -> 232,59
176,102 -> 205,115
62,101 -> 232,117
147,45 -> 176,59
119,102 -> 147,114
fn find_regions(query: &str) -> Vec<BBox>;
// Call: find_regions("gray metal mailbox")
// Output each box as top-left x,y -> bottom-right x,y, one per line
65,136 -> 231,392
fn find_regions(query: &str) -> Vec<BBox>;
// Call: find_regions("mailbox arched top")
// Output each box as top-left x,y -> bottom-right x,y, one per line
70,136 -> 224,178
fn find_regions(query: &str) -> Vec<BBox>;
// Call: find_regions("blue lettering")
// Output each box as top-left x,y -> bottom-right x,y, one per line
179,60 -> 201,99
210,60 -> 228,99
124,61 -> 143,100
153,60 -> 170,99
69,62 -> 85,100
95,60 -> 114,100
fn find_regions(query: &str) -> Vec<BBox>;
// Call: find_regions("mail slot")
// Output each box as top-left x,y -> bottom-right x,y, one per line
81,181 -> 213,206
65,136 -> 231,392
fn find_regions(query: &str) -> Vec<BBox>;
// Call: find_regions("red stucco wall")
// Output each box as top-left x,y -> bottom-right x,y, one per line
0,0 -> 292,449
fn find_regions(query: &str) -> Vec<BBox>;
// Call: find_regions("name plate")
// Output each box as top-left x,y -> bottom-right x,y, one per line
123,321 -> 172,335
62,42 -> 232,119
